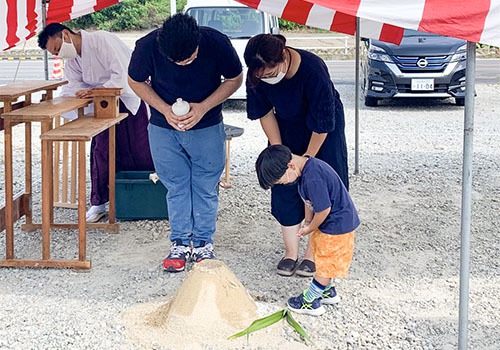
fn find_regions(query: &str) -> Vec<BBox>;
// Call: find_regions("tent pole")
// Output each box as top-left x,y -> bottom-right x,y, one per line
354,18 -> 360,174
458,41 -> 476,350
42,0 -> 49,80
170,0 -> 177,16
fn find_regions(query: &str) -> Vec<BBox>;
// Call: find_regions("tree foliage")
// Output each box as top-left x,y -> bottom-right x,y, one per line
66,1 -> 306,33
278,18 -> 305,31
67,0 -> 188,31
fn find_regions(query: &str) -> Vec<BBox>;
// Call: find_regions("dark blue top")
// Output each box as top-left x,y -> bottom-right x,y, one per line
246,49 -> 349,190
128,27 -> 242,130
247,48 -> 342,134
299,158 -> 360,235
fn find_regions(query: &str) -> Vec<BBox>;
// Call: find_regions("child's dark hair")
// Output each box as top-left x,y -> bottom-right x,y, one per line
244,34 -> 286,87
38,23 -> 75,49
255,145 -> 292,190
157,13 -> 201,62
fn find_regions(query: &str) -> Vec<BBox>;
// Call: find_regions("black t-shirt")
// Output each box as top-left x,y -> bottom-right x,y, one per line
128,27 -> 242,129
246,49 -> 343,134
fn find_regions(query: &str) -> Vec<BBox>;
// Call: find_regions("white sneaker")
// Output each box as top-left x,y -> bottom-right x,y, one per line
86,204 -> 107,223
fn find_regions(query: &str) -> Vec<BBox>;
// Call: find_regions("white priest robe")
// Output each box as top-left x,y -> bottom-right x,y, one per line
60,30 -> 141,120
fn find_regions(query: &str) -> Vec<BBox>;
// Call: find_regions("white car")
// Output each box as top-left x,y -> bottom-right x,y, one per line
184,0 -> 280,100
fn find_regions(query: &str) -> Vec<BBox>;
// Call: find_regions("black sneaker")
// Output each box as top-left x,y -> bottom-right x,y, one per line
321,286 -> 340,305
163,241 -> 191,272
191,242 -> 215,263
287,292 -> 326,316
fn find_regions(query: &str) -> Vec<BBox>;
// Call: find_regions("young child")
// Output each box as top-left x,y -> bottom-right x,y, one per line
255,145 -> 360,316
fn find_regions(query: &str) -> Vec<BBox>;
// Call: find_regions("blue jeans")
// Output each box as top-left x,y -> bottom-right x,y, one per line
148,122 -> 226,247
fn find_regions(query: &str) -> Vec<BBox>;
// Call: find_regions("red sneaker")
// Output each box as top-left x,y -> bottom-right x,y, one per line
163,242 -> 191,272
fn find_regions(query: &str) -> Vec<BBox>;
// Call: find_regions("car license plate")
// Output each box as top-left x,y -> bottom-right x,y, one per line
411,79 -> 434,91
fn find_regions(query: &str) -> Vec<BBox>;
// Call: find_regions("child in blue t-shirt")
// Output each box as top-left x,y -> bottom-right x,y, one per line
256,145 -> 360,316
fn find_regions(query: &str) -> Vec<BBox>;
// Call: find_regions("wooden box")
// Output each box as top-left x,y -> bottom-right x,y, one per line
89,88 -> 122,118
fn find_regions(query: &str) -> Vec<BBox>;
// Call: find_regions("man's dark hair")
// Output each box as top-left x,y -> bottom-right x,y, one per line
157,13 -> 201,62
38,23 -> 75,49
244,34 -> 286,86
255,145 -> 292,190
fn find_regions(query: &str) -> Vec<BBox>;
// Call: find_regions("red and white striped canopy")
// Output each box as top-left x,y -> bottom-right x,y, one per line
237,0 -> 500,47
1,0 -> 121,51
237,0 -> 405,44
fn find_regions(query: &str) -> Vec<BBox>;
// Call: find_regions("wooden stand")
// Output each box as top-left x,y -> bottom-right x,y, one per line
1,96 -> 91,268
38,114 -> 127,269
1,87 -> 127,269
1,80 -> 68,236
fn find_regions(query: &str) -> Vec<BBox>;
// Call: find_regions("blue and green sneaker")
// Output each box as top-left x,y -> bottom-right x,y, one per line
321,286 -> 341,305
287,292 -> 326,316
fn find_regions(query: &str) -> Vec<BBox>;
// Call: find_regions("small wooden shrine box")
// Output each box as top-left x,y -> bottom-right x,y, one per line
89,88 -> 122,118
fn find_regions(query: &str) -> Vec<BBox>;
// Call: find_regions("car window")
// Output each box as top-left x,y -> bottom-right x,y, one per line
186,7 -> 265,39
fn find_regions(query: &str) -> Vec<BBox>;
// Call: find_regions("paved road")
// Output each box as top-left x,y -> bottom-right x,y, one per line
1,59 -> 498,86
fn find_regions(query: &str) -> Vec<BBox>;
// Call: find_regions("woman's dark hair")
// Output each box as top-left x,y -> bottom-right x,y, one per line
157,13 -> 201,62
244,34 -> 287,86
255,145 -> 292,190
38,23 -> 75,49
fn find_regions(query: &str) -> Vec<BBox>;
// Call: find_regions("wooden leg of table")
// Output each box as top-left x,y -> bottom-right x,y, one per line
24,96 -> 32,220
4,117 -> 14,259
53,118 -> 61,205
71,142 -> 77,204
62,140 -> 69,203
25,122 -> 32,225
41,138 -> 52,260
108,126 -> 116,224
48,124 -> 54,224
78,141 -> 87,261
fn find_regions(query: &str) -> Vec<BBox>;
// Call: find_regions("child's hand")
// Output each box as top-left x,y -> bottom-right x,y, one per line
298,224 -> 311,238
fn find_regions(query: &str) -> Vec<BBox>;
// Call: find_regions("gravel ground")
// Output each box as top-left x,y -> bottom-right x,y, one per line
1,82 -> 499,349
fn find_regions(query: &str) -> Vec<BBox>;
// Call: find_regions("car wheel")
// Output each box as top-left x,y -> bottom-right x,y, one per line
455,97 -> 465,106
365,96 -> 379,107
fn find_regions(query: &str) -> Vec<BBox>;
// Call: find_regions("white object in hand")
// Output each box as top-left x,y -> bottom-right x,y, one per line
172,98 -> 190,116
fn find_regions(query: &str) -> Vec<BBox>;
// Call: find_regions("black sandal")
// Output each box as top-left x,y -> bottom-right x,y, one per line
295,259 -> 316,277
277,258 -> 298,276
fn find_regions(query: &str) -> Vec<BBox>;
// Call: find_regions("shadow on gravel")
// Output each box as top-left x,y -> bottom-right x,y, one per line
223,99 -> 247,112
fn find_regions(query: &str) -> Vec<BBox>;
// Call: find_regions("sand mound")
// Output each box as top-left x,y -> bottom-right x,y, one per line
122,260 -> 284,349
121,260 -> 309,349
147,259 -> 257,331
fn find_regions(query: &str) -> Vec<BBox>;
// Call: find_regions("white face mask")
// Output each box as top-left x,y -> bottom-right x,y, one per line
261,70 -> 286,85
58,33 -> 78,59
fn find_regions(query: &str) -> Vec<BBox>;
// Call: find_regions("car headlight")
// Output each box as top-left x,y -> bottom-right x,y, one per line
450,44 -> 467,62
368,44 -> 393,63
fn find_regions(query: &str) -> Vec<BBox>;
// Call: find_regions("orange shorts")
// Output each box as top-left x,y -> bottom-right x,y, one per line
311,230 -> 355,279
